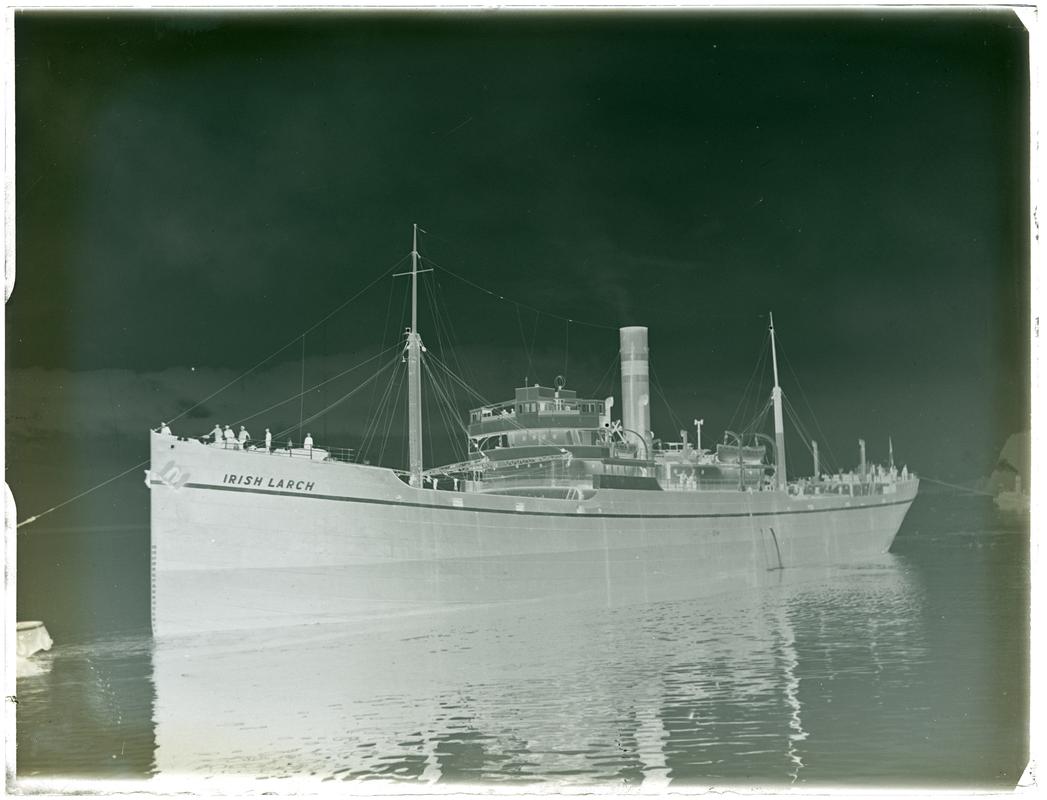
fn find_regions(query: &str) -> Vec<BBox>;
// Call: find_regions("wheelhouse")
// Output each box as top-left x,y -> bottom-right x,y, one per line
467,386 -> 611,449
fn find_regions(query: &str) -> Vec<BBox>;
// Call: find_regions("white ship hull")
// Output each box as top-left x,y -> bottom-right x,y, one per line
149,433 -> 918,637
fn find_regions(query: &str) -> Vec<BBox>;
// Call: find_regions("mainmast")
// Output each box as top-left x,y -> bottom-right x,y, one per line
396,223 -> 430,487
769,312 -> 787,491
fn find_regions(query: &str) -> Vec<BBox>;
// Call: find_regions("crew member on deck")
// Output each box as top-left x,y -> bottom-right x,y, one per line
238,426 -> 250,448
304,433 -> 314,453
209,424 -> 222,444
265,428 -> 272,452
224,425 -> 236,449
159,422 -> 172,436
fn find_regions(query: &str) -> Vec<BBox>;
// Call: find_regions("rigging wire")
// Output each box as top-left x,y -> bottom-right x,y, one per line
273,352 -> 401,441
649,361 -> 687,435
919,476 -> 995,496
528,307 -> 540,375
380,271 -> 398,352
423,268 -> 475,393
421,275 -> 477,458
430,360 -> 472,452
782,396 -> 818,462
783,394 -> 840,476
18,257 -> 411,529
16,459 -> 151,530
425,283 -> 452,374
425,352 -> 581,455
782,402 -> 820,474
564,318 -> 570,378
777,340 -> 840,472
20,239 -> 629,529
589,350 -> 619,401
369,268 -> 403,416
417,265 -> 607,459
419,253 -> 619,331
726,333 -> 770,434
410,306 -> 462,464
736,359 -> 762,439
515,304 -> 536,381
168,252 -> 410,428
421,365 -> 459,463
359,356 -> 404,462
231,343 -> 402,430
417,233 -> 474,390
425,350 -> 497,408
740,398 -> 773,440
298,335 -> 306,441
421,356 -> 471,460
365,284 -> 411,436
378,369 -> 407,468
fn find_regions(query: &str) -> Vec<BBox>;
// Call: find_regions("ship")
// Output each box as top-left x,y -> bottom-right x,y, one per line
148,227 -> 919,637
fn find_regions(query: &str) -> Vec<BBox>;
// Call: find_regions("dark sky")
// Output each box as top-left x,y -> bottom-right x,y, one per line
7,9 -> 1030,504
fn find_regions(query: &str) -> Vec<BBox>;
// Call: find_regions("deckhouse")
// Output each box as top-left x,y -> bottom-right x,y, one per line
468,385 -> 611,449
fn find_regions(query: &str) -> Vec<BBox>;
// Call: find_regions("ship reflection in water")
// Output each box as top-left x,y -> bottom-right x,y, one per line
149,560 -> 902,786
16,498 -> 1028,789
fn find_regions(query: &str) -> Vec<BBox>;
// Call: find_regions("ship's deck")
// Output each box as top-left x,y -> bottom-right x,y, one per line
157,432 -> 913,499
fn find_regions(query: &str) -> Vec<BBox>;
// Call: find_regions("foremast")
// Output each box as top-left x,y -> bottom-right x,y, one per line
769,311 -> 787,490
396,223 -> 431,488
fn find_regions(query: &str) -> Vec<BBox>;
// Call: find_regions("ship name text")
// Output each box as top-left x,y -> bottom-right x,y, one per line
222,473 -> 316,492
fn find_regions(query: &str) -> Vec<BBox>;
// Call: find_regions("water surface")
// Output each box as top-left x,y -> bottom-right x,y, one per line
15,494 -> 1029,789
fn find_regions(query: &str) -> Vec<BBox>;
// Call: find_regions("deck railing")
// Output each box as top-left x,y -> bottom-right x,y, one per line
197,438 -> 356,463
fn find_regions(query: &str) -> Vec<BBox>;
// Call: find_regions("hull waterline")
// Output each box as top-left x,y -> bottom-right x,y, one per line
149,434 -> 917,637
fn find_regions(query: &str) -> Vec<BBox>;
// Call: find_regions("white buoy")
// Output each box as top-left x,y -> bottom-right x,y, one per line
17,620 -> 53,657
16,621 -> 53,677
